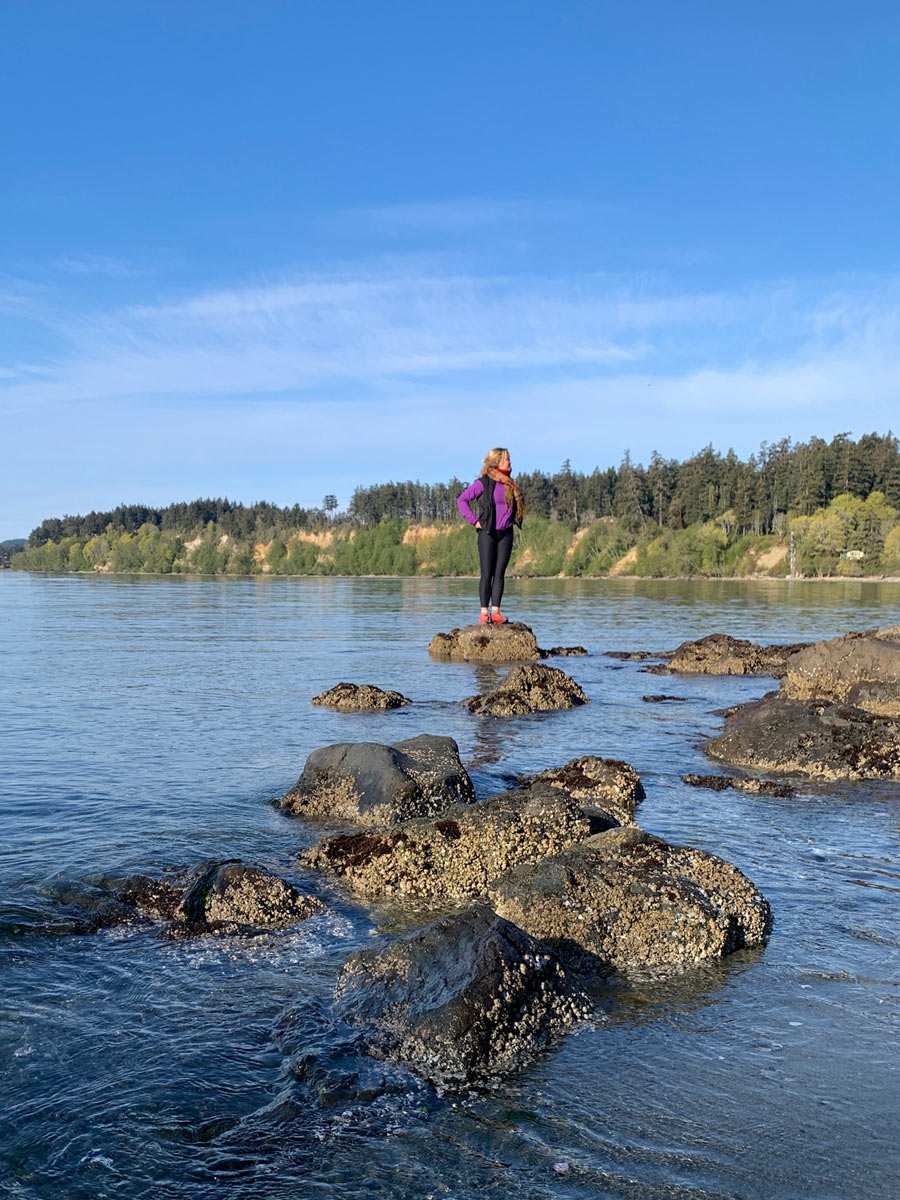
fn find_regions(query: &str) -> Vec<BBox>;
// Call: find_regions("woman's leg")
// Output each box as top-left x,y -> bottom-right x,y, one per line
490,529 -> 514,607
477,530 -> 498,608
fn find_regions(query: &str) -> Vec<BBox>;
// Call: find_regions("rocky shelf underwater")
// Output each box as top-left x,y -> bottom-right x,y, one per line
3,576 -> 900,1200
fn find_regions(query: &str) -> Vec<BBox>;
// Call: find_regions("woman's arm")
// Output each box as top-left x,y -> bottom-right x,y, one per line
457,479 -> 484,527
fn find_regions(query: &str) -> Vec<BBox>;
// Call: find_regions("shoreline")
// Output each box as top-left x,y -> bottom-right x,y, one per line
8,568 -> 900,583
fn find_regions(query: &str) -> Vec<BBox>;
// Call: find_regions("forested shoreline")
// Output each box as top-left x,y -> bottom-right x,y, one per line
13,432 -> 900,579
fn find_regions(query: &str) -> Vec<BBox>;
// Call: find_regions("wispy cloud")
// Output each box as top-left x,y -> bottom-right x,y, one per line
53,253 -> 150,278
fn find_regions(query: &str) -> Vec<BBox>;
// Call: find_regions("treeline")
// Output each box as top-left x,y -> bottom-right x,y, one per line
347,432 -> 900,532
14,432 -> 900,579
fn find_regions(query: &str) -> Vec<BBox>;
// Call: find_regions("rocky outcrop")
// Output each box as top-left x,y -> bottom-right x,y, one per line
681,773 -> 795,798
311,683 -> 411,711
518,755 -> 644,826
278,734 -> 475,826
300,784 -> 596,900
428,622 -> 542,663
488,826 -> 771,979
44,861 -> 323,936
171,862 -> 324,934
651,633 -> 811,678
463,664 -> 590,716
333,905 -> 588,1088
779,632 -> 900,716
544,645 -> 589,657
705,693 -> 900,781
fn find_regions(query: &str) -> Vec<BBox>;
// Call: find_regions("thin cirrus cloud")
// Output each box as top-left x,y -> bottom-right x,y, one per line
2,264 -> 900,434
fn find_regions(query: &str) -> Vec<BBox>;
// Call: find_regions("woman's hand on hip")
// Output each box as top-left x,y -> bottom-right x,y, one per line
475,521 -> 482,530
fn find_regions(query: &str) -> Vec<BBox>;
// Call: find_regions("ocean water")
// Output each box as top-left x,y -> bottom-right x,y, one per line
1,571 -> 898,1200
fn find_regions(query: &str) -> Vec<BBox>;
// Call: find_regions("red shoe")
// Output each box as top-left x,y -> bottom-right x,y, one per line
490,611 -> 508,624
478,611 -> 491,625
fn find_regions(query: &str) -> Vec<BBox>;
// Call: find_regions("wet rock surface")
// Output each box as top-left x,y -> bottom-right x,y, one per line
278,734 -> 475,826
44,861 -> 323,936
519,755 -> 644,826
543,645 -> 589,657
311,682 -> 411,711
488,826 -> 772,979
333,905 -> 588,1088
428,622 -> 542,663
300,784 -> 597,900
463,663 -> 590,716
681,773 -> 795,798
172,862 -> 324,934
642,694 -> 688,703
779,632 -> 900,715
705,693 -> 900,781
650,633 -> 812,678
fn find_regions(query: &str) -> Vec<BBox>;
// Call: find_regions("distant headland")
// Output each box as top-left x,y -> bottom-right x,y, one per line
12,432 -> 900,580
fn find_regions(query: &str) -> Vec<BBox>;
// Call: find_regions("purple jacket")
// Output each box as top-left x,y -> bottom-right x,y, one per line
457,477 -> 515,531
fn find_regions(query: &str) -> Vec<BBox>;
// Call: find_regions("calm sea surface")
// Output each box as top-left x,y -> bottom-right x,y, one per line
1,572 -> 899,1199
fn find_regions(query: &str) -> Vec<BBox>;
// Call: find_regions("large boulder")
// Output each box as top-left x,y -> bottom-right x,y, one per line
705,693 -> 900,781
278,734 -> 475,826
519,755 -> 644,826
463,663 -> 590,716
333,905 -> 588,1088
428,622 -> 542,663
301,784 -> 596,900
650,633 -> 811,678
311,682 -> 411,711
488,827 -> 771,979
172,862 -> 324,934
779,632 -> 900,715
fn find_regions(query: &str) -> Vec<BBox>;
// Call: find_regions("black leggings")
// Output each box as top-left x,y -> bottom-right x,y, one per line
477,528 -> 514,608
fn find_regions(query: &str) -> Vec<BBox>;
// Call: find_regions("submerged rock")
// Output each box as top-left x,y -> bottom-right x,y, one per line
428,622 -> 542,663
301,784 -> 596,900
681,773 -> 795,798
172,862 -> 324,934
278,734 -> 475,826
463,663 -> 590,716
311,682 -> 411,711
45,862 -> 323,936
705,693 -> 900,781
543,645 -> 589,657
642,694 -> 688,703
519,755 -> 645,826
779,632 -> 900,716
488,826 -> 771,979
652,633 -> 811,678
333,905 -> 588,1088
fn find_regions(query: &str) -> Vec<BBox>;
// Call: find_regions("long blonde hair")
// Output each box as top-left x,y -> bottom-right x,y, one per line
481,447 -> 509,474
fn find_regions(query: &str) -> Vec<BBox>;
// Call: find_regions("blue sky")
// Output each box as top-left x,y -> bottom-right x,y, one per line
2,0 -> 900,539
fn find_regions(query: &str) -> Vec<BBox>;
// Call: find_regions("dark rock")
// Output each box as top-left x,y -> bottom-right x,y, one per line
91,870 -> 187,919
301,784 -> 596,900
603,650 -> 663,661
428,622 -> 542,663
278,734 -> 475,826
779,632 -> 900,715
488,827 -> 771,979
681,773 -> 732,791
333,905 -> 589,1088
518,755 -> 644,826
681,773 -> 795,798
311,682 -> 411,711
642,694 -> 688,703
171,862 -> 324,934
463,663 -> 590,717
41,878 -> 144,932
705,693 -> 900,781
543,645 -> 589,657
660,633 -> 812,678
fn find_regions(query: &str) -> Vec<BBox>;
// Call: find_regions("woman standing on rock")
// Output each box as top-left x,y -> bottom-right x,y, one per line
457,448 -> 525,625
